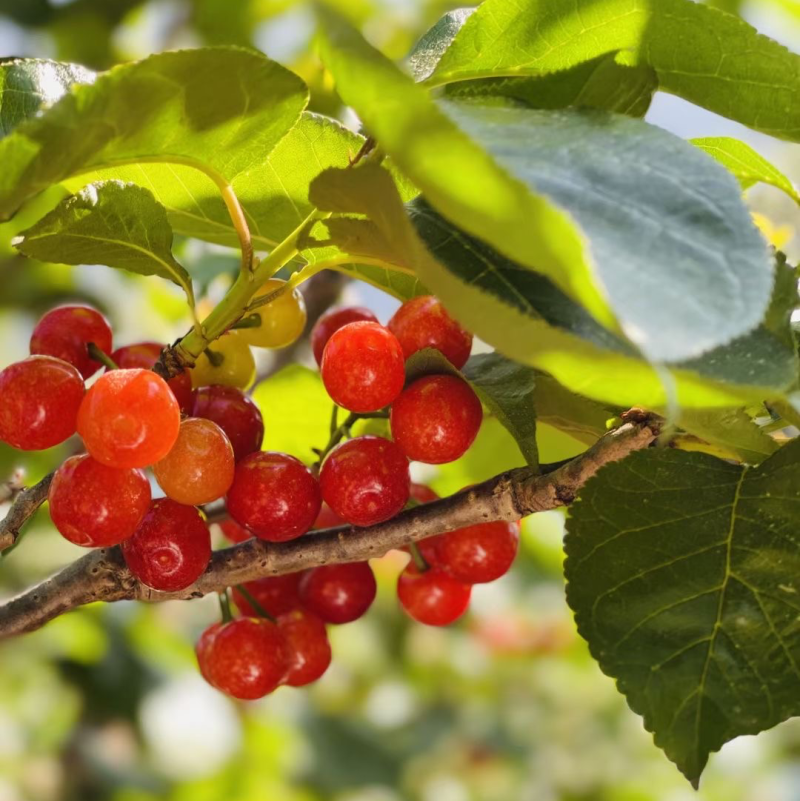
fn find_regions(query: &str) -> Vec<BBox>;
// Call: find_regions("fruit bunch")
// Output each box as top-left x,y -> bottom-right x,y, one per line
0,287 -> 522,701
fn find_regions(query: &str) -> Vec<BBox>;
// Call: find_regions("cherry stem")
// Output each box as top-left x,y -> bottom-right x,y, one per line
87,342 -> 118,371
316,409 -> 390,466
218,589 -> 233,623
230,313 -> 262,330
234,585 -> 277,623
204,347 -> 225,367
329,404 -> 339,437
408,542 -> 429,573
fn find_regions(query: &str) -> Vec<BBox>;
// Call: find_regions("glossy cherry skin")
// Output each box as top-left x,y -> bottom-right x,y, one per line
111,342 -> 193,412
320,436 -> 409,527
154,417 -> 235,505
390,374 -> 482,464
236,279 -> 307,349
388,296 -> 472,369
190,333 -> 255,390
0,356 -> 84,450
30,305 -> 113,379
122,499 -> 211,591
196,622 -> 222,686
397,564 -> 471,626
438,520 -> 520,584
232,572 -> 305,618
299,562 -> 377,624
278,609 -> 332,687
226,452 -> 321,542
320,322 -> 405,413
311,306 -> 378,366
219,519 -> 252,543
49,455 -> 150,547
200,617 -> 290,700
77,369 -> 181,468
191,385 -> 264,462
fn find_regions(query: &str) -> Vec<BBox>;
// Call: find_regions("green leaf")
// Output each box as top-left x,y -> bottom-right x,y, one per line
406,8 -> 475,82
409,198 -> 797,407
14,180 -> 194,305
691,137 -> 800,205
0,58 -> 94,138
565,440 -> 800,785
678,407 -> 779,464
426,0 -> 800,144
0,48 -> 307,221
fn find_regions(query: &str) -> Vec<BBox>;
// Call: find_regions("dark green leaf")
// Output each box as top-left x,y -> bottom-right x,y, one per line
15,180 -> 193,305
565,441 -> 800,784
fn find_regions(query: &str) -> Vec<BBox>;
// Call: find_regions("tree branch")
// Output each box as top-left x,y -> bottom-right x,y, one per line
0,417 -> 660,639
0,472 -> 53,552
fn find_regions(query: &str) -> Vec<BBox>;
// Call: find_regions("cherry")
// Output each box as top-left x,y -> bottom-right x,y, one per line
191,385 -> 264,461
278,609 -> 332,687
320,321 -> 405,412
438,520 -> 520,584
226,451 -> 321,542
77,369 -> 181,468
388,295 -> 472,368
232,573 -> 304,618
190,333 -> 255,390
311,306 -> 378,366
219,519 -> 252,543
236,279 -> 307,349
390,374 -> 482,464
122,499 -> 211,591
0,356 -> 84,450
30,305 -> 113,379
111,342 -> 193,412
397,563 -> 471,626
312,502 -> 345,529
299,562 -> 377,624
319,436 -> 409,527
410,483 -> 439,505
196,621 -> 222,686
154,418 -> 234,505
408,485 -> 443,566
49,454 -> 150,547
199,617 -> 290,699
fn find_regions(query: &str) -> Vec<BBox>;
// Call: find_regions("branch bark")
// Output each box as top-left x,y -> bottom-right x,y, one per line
0,472 -> 53,552
0,418 -> 660,639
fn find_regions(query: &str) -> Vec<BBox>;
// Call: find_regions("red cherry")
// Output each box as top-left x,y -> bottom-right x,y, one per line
77,368 -> 181,468
410,483 -> 439,505
154,417 -> 235,505
30,305 -> 113,379
313,502 -> 345,530
226,452 -> 321,542
277,609 -> 332,687
0,356 -> 84,450
232,573 -> 304,618
219,519 -> 252,543
397,563 -> 471,626
49,454 -> 150,547
112,342 -> 193,412
390,374 -> 482,464
319,436 -> 409,527
192,385 -> 264,461
438,521 -> 520,584
196,621 -> 222,686
201,617 -> 290,699
122,499 -> 211,591
311,306 -> 378,366
299,562 -> 377,624
320,321 -> 405,412
387,296 -> 472,368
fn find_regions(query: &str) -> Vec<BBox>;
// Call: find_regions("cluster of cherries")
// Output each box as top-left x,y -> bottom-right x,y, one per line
0,282 -> 520,700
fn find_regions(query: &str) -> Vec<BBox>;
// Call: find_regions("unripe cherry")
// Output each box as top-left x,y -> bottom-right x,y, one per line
111,341 -> 193,412
320,321 -> 405,412
311,306 -> 378,365
390,374 -> 482,464
320,436 -> 410,527
226,451 -> 321,542
49,454 -> 150,547
190,333 -> 255,390
154,418 -> 234,505
397,563 -> 471,626
299,562 -> 377,624
122,499 -> 211,591
236,279 -> 307,349
0,356 -> 84,450
191,385 -> 264,462
387,295 -> 472,368
278,609 -> 332,687
30,305 -> 113,379
438,520 -> 520,584
77,369 -> 181,468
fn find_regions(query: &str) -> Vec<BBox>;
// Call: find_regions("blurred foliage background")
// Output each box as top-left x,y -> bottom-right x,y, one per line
0,1 -> 799,800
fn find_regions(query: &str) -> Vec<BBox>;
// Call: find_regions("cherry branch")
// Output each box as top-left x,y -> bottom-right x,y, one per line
0,417 -> 660,640
0,473 -> 53,553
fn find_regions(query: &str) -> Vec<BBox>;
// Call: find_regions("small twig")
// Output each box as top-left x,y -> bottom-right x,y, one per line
0,473 -> 54,553
87,342 -> 118,371
408,542 -> 429,572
